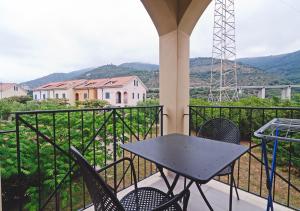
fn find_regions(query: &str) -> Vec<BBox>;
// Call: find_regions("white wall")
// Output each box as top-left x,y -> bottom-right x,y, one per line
0,86 -> 27,99
33,88 -> 75,104
98,78 -> 147,107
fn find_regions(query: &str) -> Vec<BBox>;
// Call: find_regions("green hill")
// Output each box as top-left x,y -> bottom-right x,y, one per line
22,50 -> 300,90
237,50 -> 300,83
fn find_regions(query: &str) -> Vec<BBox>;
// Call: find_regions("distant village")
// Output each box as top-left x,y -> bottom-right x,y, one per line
0,76 -> 148,107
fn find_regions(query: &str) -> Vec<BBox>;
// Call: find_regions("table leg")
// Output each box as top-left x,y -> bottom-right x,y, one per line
157,165 -> 179,197
196,182 -> 214,211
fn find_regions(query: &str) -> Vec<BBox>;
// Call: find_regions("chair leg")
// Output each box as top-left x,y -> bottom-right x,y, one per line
196,182 -> 214,211
232,176 -> 240,200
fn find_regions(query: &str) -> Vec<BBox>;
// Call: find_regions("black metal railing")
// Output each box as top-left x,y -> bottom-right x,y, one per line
1,106 -> 163,210
189,105 -> 300,210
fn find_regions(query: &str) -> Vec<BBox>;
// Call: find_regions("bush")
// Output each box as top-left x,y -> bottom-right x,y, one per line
75,99 -> 109,108
137,99 -> 159,107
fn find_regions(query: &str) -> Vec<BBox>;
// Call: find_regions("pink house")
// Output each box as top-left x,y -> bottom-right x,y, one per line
75,76 -> 147,107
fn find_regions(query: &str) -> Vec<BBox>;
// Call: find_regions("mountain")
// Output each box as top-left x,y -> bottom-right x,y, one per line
21,68 -> 93,89
23,50 -> 300,90
237,50 -> 300,83
119,62 -> 159,71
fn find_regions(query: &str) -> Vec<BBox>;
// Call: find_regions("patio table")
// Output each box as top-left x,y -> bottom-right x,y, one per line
121,133 -> 248,211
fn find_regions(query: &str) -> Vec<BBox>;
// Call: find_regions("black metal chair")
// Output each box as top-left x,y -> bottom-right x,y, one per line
197,118 -> 240,211
70,146 -> 190,211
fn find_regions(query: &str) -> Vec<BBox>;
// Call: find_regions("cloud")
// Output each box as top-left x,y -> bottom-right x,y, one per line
0,0 -> 299,82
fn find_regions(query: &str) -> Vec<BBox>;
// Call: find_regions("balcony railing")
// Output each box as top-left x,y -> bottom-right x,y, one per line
1,105 -> 300,210
1,106 -> 163,210
189,105 -> 300,210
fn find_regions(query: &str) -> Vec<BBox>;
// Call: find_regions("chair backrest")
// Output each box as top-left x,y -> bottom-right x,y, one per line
198,118 -> 240,145
70,146 -> 125,211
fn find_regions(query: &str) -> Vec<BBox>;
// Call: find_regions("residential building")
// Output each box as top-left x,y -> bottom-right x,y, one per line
0,83 -> 28,99
32,80 -> 86,105
75,76 -> 147,106
74,78 -> 108,102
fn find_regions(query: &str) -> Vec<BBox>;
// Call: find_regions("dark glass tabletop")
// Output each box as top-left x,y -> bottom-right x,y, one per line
121,133 -> 248,183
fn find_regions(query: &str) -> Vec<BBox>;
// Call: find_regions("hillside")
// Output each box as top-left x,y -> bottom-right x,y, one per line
119,62 -> 159,71
21,68 -> 93,89
237,50 -> 300,83
22,50 -> 300,89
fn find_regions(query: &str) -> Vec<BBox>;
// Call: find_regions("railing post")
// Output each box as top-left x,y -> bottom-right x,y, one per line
160,106 -> 163,136
112,108 -> 117,194
189,106 -> 191,136
15,113 -> 22,211
0,174 -> 2,211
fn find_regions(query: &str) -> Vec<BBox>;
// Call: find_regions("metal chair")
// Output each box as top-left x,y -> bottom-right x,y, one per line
197,118 -> 240,211
70,146 -> 190,211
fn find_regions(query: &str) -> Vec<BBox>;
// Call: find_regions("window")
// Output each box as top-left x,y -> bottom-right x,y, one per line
84,93 -> 88,100
34,95 -> 37,100
132,93 -> 135,99
14,86 -> 18,91
136,80 -> 138,86
116,91 -> 121,104
62,93 -> 66,99
143,93 -> 145,101
55,93 -> 59,99
133,80 -> 136,86
105,92 -> 110,99
43,94 -> 46,99
138,93 -> 140,99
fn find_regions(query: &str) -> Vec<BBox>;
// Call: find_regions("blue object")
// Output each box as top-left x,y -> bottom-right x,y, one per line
261,128 -> 279,211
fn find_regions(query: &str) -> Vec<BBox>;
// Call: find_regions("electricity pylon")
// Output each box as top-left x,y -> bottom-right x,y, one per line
208,0 -> 238,102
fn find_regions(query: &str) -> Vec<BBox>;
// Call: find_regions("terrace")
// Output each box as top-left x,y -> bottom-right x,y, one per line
1,0 -> 300,210
1,106 -> 299,210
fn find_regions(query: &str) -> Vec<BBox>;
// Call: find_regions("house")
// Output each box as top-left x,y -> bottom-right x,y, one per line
73,78 -> 108,102
74,76 -> 147,106
32,80 -> 86,105
0,83 -> 28,99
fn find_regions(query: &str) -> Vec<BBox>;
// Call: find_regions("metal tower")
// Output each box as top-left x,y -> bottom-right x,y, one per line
208,0 -> 238,102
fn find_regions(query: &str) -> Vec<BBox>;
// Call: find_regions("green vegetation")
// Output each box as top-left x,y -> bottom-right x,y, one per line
0,97 -> 158,210
1,96 -> 300,209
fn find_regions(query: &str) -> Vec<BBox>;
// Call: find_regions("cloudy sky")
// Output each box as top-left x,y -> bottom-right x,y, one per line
0,0 -> 300,82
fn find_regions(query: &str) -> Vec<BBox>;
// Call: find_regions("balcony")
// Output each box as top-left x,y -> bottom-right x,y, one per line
1,105 -> 299,210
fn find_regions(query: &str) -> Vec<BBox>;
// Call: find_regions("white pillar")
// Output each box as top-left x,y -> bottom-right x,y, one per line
257,87 -> 266,99
281,86 -> 291,100
141,0 -> 211,135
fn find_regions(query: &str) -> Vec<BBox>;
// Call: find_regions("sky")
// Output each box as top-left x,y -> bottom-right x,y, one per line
0,0 -> 300,83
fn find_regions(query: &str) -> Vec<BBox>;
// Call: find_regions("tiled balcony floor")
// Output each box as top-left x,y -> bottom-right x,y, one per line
85,173 -> 292,211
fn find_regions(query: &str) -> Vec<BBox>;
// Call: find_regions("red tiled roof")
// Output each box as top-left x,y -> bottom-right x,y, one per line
0,83 -> 17,91
75,76 -> 136,89
34,76 -> 141,91
34,80 -> 86,90
75,78 -> 109,89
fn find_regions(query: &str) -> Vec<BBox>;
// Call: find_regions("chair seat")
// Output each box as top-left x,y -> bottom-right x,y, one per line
217,165 -> 232,176
120,187 -> 182,211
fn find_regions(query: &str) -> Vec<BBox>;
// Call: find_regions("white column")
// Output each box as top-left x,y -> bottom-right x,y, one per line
141,0 -> 211,135
257,87 -> 266,99
281,86 -> 292,100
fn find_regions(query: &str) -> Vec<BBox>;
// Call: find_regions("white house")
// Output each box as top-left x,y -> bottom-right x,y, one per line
0,83 -> 28,99
75,76 -> 147,107
33,80 -> 86,105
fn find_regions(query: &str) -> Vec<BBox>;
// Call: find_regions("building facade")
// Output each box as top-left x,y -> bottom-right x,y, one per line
0,83 -> 28,99
75,76 -> 147,107
33,80 -> 86,105
33,76 -> 147,106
